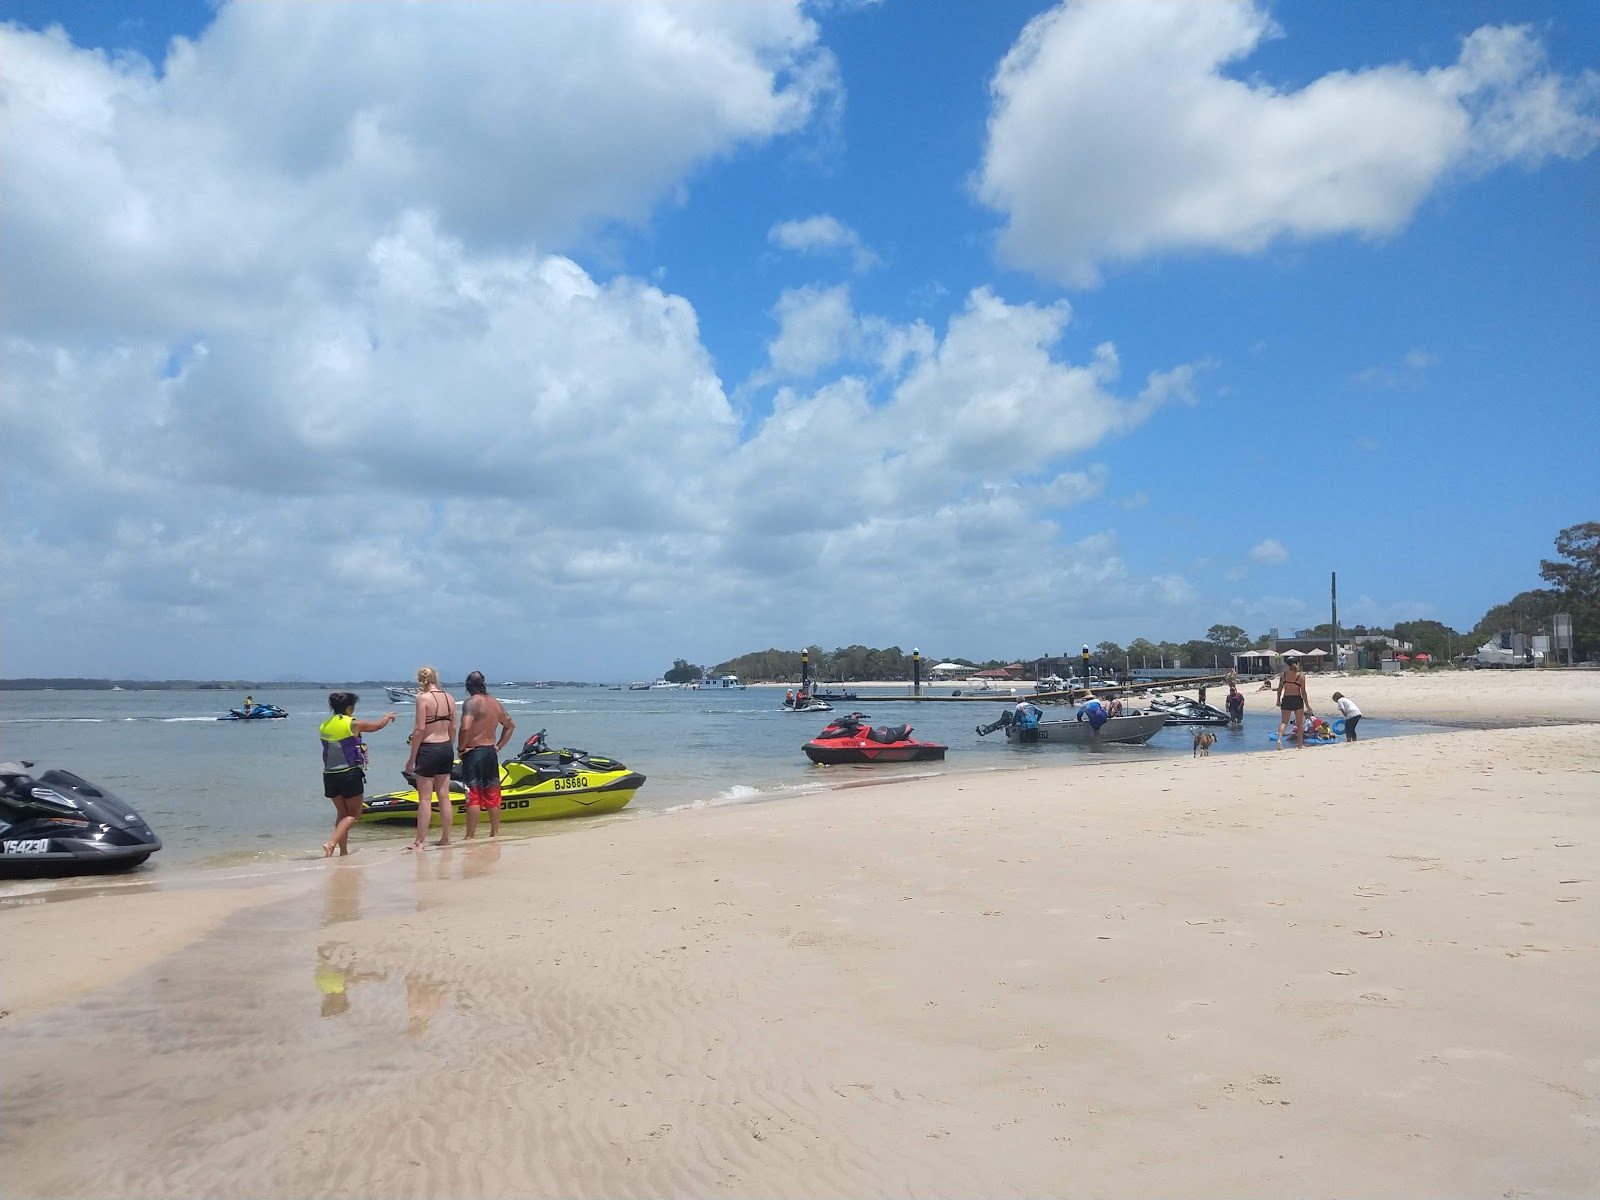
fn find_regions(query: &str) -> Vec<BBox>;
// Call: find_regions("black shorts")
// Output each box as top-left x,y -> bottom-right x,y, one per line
1281,695 -> 1304,712
413,740 -> 455,778
461,745 -> 500,790
323,769 -> 364,799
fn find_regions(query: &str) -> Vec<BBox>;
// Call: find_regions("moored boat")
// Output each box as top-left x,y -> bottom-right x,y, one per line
978,707 -> 1166,746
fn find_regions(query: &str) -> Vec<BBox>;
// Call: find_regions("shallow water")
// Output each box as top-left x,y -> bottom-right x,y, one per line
0,684 -> 1443,878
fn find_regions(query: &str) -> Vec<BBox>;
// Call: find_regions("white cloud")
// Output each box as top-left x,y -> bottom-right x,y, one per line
762,283 -> 861,378
1354,347 -> 1437,387
0,7 -> 1212,678
978,2 -> 1600,285
2,6 -> 837,335
769,214 -> 880,271
1250,538 -> 1290,565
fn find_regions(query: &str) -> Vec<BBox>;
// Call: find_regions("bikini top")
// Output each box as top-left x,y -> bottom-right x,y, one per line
422,690 -> 454,724
1280,673 -> 1305,697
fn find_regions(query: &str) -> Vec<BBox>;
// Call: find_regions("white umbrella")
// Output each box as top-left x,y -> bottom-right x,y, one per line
1302,647 -> 1327,656
1280,648 -> 1304,658
1240,648 -> 1277,657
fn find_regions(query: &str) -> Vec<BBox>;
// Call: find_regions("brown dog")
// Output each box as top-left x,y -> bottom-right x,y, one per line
1192,730 -> 1217,757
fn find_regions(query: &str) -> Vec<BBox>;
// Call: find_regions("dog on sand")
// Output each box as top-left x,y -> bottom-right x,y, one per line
1192,730 -> 1217,757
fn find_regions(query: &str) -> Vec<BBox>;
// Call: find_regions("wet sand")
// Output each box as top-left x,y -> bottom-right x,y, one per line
1,680 -> 1596,1198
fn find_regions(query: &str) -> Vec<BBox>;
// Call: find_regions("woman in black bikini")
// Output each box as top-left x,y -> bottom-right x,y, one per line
406,665 -> 457,849
1275,661 -> 1312,748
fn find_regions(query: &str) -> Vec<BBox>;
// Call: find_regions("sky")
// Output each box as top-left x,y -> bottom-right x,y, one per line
2,0 -> 1597,682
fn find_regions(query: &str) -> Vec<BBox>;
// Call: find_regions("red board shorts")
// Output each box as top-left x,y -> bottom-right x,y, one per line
461,746 -> 502,810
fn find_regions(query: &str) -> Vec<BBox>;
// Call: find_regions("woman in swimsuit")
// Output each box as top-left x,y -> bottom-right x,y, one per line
405,665 -> 457,849
1275,661 -> 1312,748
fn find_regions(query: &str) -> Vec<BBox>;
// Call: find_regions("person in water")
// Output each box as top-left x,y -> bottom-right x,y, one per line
1331,691 -> 1363,741
405,666 -> 457,850
458,671 -> 516,841
1275,661 -> 1312,748
318,691 -> 397,858
1225,683 -> 1245,723
1077,691 -> 1109,742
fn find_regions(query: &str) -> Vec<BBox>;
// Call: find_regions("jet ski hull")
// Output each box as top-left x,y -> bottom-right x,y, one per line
0,766 -> 162,877
802,713 -> 947,764
803,743 -> 946,764
362,772 -> 644,824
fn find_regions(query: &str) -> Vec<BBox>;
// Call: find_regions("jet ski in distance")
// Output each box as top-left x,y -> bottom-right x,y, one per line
803,712 -> 948,765
219,703 -> 288,721
0,761 -> 163,876
362,729 -> 646,825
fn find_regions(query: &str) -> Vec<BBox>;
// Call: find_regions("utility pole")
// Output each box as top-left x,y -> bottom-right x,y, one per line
1331,571 -> 1340,672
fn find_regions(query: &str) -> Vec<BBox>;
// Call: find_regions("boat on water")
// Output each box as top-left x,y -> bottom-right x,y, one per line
803,713 -> 946,764
977,707 -> 1166,746
809,687 -> 859,701
0,761 -> 162,876
385,685 -> 418,703
648,679 -> 681,690
691,675 -> 746,690
626,682 -> 651,691
362,730 -> 646,825
1149,697 -> 1232,726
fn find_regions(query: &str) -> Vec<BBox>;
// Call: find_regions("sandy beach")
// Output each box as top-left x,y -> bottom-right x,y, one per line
2,672 -> 1596,1198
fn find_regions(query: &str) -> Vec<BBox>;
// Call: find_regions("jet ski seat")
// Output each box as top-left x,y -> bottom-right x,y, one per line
867,724 -> 911,743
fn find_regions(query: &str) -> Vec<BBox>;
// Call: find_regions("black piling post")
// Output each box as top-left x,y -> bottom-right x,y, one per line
912,647 -> 921,697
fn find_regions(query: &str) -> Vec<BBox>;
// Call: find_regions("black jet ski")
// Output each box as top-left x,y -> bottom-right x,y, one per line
219,703 -> 288,721
1148,697 -> 1231,726
0,761 -> 162,876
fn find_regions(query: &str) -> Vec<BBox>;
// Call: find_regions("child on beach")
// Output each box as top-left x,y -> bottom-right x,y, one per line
318,692 -> 397,858
1332,692 -> 1363,741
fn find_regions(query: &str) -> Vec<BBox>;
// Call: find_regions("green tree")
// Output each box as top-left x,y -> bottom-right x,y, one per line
1205,624 -> 1248,648
1095,640 -> 1125,663
1127,638 -> 1159,668
1539,521 -> 1600,655
1467,589 -> 1562,652
663,658 -> 703,683
1392,619 -> 1466,663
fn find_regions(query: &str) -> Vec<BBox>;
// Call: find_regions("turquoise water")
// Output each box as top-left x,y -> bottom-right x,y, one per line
0,685 -> 1443,872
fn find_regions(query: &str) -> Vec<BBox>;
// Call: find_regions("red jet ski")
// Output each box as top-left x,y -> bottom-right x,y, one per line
802,712 -> 948,765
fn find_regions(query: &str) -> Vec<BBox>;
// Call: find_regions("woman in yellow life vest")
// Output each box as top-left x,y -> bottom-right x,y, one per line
319,692 -> 397,858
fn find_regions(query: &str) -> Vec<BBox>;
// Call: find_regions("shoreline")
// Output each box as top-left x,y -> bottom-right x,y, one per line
2,678 -> 1596,1196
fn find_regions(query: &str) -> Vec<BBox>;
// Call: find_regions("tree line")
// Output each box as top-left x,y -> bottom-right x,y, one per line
672,523 -> 1597,680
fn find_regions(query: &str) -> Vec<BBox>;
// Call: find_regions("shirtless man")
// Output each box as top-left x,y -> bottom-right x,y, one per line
457,671 -> 516,840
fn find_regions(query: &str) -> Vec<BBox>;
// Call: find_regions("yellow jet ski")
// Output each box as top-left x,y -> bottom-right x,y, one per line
361,730 -> 645,825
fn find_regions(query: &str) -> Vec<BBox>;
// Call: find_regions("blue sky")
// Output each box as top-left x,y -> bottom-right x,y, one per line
2,0 -> 1596,680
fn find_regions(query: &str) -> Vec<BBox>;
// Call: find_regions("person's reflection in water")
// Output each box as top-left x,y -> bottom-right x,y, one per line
322,859 -> 362,926
462,840 -> 502,880
314,943 -> 388,1018
406,974 -> 447,1038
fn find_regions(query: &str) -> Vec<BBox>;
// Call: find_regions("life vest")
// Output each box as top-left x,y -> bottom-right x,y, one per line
319,713 -> 367,772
